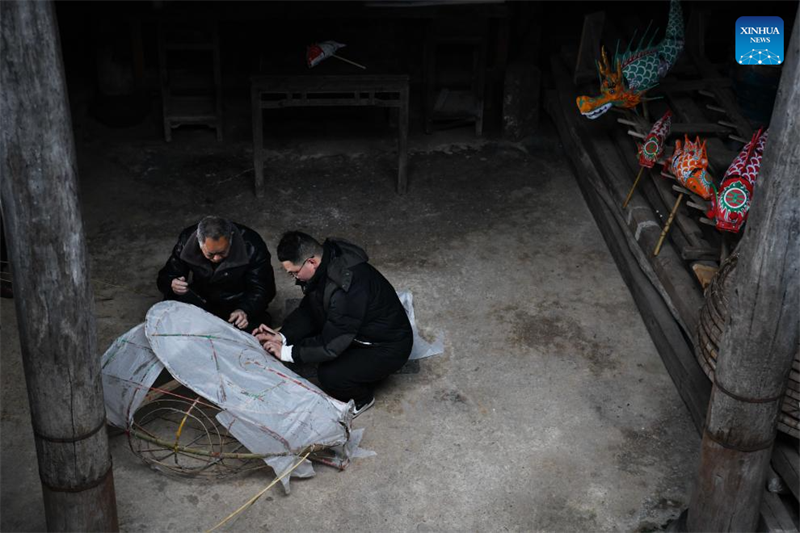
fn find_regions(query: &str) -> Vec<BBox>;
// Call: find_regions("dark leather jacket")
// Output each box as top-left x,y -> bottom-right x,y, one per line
156,223 -> 276,321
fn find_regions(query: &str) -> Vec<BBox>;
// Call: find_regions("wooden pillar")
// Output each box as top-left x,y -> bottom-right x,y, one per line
686,10 -> 800,533
397,84 -> 409,194
251,83 -> 264,197
0,2 -> 119,531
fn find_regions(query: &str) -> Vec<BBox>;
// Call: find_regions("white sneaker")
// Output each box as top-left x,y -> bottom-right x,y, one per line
353,397 -> 375,418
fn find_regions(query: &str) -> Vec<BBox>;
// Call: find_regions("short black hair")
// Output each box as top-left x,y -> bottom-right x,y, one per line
277,231 -> 322,265
197,216 -> 234,243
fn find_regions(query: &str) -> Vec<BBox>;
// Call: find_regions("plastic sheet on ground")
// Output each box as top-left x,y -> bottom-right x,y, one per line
397,290 -> 445,360
101,301 -> 364,490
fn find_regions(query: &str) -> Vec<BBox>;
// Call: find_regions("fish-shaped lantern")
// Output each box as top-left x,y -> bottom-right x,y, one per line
707,128 -> 768,233
623,110 -> 673,209
638,110 -> 672,168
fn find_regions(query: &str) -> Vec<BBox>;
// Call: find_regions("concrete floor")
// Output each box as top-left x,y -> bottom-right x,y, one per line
1,108 -> 700,531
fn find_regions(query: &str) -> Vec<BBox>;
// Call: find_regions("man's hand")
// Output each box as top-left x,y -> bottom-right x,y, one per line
252,324 -> 278,336
252,325 -> 285,359
171,276 -> 189,295
263,338 -> 284,360
228,309 -> 249,329
253,324 -> 280,344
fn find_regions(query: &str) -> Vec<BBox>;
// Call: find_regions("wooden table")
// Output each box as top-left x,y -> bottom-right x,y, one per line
250,74 -> 410,195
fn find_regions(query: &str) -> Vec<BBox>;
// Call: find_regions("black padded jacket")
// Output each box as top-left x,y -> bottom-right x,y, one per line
280,239 -> 412,364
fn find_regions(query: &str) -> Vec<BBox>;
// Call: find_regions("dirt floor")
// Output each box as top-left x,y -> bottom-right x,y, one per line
1,97 -> 700,531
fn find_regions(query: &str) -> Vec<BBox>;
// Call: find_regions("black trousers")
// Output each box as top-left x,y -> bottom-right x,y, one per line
316,337 -> 412,405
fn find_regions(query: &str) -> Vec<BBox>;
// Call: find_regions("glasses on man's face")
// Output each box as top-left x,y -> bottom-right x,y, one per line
286,257 -> 311,278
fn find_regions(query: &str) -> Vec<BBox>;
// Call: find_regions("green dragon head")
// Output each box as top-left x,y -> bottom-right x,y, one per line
576,47 -> 643,119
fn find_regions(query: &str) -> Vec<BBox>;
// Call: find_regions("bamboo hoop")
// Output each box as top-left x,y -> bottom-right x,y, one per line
125,385 -> 345,479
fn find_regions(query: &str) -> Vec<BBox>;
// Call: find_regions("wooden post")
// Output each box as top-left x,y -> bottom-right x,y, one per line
397,85 -> 409,194
686,11 -> 800,533
251,82 -> 264,197
0,2 -> 119,531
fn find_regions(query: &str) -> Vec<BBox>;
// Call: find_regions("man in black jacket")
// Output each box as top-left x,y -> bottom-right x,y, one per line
157,216 -> 276,332
254,231 -> 412,416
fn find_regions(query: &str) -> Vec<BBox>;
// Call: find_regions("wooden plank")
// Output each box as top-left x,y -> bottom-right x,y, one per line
565,108 -> 705,333
546,93 -> 709,430
682,246 -> 721,261
552,57 -> 705,333
545,61 -> 712,431
761,490 -> 798,533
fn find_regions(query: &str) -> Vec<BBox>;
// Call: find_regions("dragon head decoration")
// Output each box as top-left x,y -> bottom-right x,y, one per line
576,0 -> 684,120
576,48 -> 643,119
666,135 -> 714,200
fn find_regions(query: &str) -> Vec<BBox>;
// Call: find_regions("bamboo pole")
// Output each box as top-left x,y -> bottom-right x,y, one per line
622,166 -> 645,209
0,2 -> 119,530
331,54 -> 367,70
653,193 -> 683,256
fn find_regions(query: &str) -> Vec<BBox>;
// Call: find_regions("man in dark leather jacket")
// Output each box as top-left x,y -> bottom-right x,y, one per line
254,231 -> 412,417
157,216 -> 276,332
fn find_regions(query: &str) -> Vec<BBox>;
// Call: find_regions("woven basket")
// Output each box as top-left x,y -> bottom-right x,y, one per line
696,252 -> 800,438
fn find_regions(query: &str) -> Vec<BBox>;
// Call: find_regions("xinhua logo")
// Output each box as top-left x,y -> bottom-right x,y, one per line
736,16 -> 784,65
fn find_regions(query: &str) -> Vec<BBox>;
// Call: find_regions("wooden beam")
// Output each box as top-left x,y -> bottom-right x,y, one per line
687,13 -> 800,532
0,2 -> 119,530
